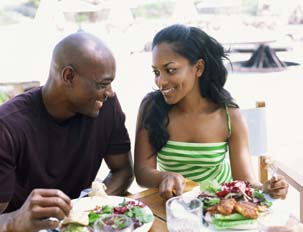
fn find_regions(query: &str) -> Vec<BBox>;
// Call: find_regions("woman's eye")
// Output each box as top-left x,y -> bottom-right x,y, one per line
167,68 -> 176,74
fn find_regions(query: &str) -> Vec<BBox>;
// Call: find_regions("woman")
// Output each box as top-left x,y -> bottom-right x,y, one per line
134,24 -> 288,200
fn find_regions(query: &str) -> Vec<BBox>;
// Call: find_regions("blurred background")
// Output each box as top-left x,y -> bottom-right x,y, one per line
1,0 -> 303,214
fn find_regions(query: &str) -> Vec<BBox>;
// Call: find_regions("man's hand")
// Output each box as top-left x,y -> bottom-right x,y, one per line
8,189 -> 72,232
159,172 -> 185,199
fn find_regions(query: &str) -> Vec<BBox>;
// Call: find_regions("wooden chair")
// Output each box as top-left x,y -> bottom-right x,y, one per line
241,101 -> 303,222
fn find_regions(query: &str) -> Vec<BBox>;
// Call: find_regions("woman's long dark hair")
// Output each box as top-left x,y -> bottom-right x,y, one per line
141,24 -> 238,155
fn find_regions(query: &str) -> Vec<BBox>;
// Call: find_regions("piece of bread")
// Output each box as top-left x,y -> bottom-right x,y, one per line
88,181 -> 107,197
61,210 -> 89,226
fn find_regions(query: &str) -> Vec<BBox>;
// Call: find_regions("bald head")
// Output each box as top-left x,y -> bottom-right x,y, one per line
43,32 -> 116,119
51,32 -> 114,76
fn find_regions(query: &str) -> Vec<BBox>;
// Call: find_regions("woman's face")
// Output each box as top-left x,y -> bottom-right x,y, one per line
152,42 -> 202,105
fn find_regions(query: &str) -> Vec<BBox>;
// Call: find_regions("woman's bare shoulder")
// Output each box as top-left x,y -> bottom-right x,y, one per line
228,107 -> 247,125
228,107 -> 241,116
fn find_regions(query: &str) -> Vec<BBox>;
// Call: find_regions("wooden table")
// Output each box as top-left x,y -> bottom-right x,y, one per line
128,179 -> 199,232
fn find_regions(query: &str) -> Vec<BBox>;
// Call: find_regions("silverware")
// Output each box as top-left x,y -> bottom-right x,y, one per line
43,188 -> 92,232
267,158 -> 278,178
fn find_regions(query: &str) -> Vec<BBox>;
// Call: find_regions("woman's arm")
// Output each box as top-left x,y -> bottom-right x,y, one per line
134,126 -> 163,188
228,108 -> 260,187
134,100 -> 184,199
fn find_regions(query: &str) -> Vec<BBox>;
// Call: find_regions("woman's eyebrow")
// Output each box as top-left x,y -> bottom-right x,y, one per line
163,62 -> 175,67
152,61 -> 175,69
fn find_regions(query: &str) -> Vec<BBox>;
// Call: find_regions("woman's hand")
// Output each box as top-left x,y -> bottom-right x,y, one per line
159,172 -> 185,199
263,175 -> 289,199
10,189 -> 72,232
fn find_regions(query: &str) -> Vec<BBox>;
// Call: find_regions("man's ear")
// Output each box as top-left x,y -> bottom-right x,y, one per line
196,59 -> 205,77
62,66 -> 75,84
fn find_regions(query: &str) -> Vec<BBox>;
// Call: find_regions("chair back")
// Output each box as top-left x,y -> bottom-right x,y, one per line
240,101 -> 268,183
240,104 -> 267,156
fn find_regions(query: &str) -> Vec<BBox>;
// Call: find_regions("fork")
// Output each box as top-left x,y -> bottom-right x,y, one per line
44,188 -> 91,232
266,158 -> 278,178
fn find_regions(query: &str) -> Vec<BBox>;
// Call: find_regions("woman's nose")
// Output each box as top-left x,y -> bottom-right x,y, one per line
155,74 -> 168,88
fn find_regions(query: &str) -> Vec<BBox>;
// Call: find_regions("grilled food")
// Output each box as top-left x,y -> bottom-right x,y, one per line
234,201 -> 259,219
217,198 -> 237,215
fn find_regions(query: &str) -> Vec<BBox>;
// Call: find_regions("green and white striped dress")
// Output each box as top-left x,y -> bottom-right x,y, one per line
157,106 -> 233,184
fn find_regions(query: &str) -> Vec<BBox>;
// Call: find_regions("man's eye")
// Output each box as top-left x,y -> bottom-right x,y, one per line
152,70 -> 160,76
96,83 -> 110,89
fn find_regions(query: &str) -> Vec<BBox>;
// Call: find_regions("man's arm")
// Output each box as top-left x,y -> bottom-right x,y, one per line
103,152 -> 134,196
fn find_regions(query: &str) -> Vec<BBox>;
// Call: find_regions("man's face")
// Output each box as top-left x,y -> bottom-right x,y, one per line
68,56 -> 116,117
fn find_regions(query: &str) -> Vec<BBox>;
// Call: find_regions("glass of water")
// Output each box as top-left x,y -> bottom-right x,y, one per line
166,196 -> 204,232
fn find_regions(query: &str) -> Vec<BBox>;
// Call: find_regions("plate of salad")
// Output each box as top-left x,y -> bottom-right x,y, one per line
183,180 -> 273,230
59,196 -> 154,232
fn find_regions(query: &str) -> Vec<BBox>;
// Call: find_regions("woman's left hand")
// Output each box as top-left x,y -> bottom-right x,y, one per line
263,175 -> 289,199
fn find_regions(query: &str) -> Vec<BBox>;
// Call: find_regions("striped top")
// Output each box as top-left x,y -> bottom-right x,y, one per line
157,106 -> 232,184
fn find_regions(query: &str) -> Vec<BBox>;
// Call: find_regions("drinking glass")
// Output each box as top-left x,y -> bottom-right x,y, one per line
94,214 -> 134,232
166,195 -> 205,232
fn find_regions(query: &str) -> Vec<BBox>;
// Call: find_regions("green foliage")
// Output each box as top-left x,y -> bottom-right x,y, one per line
213,213 -> 248,221
253,190 -> 273,207
200,179 -> 221,194
125,206 -> 153,224
202,197 -> 220,209
212,217 -> 256,229
61,224 -> 89,232
0,90 -> 9,104
75,13 -> 88,24
102,205 -> 114,214
131,1 -> 175,19
88,212 -> 101,226
240,0 -> 259,15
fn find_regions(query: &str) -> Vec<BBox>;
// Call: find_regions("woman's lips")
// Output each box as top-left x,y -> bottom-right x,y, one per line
161,88 -> 175,96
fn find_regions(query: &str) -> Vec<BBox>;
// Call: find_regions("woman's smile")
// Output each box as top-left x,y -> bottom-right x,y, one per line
161,87 -> 175,94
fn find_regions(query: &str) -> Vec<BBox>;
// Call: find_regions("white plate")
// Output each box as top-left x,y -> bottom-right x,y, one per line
61,196 -> 154,232
181,186 -> 201,199
183,186 -> 274,231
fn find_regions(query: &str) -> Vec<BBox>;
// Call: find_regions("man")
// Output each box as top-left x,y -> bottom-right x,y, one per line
0,32 -> 133,231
